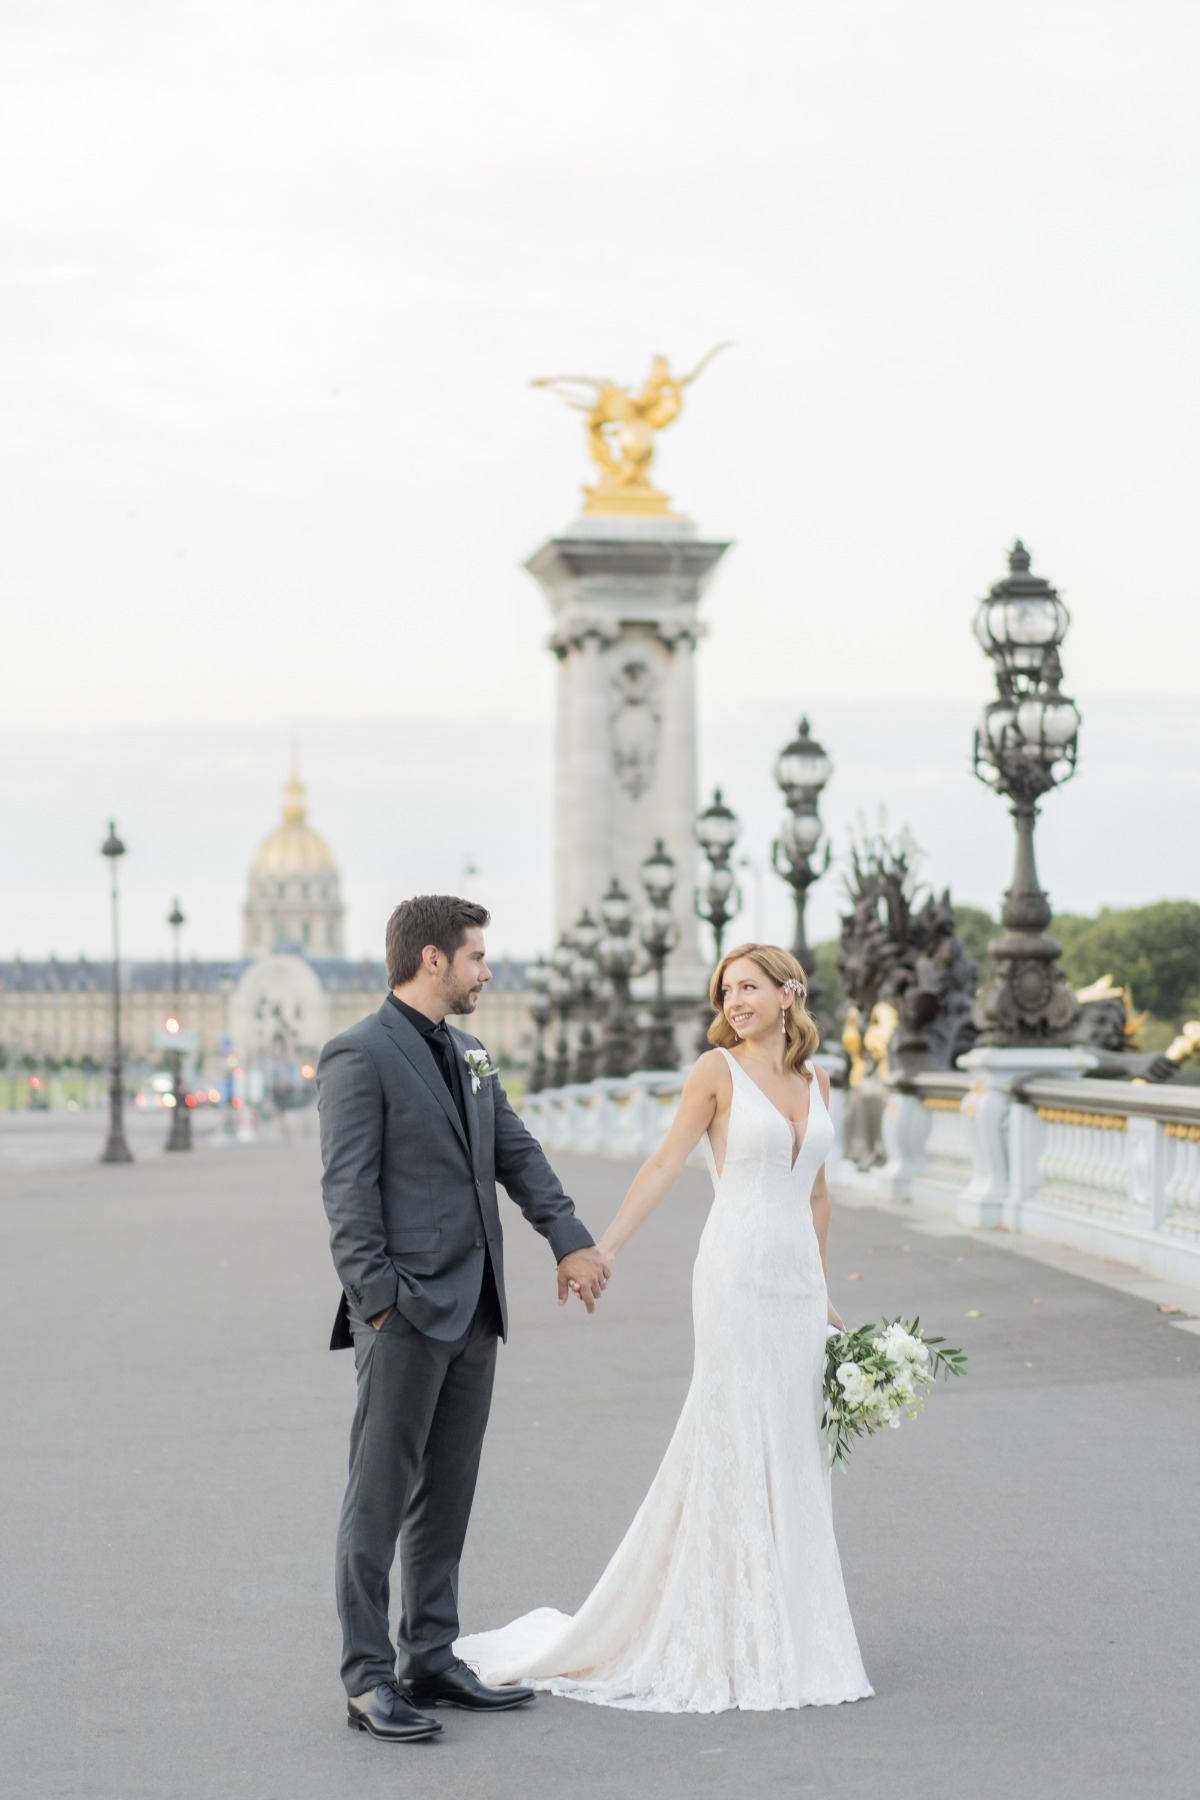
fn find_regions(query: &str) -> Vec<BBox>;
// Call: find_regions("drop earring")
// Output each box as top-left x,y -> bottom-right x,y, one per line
781,1008 -> 787,1035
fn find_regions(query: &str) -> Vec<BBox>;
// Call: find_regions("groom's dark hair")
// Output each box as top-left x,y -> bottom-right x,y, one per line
386,895 -> 491,988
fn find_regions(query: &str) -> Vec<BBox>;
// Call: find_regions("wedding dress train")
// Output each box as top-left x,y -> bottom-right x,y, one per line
455,1050 -> 873,1713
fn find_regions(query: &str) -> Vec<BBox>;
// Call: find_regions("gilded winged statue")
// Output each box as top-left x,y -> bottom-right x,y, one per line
532,344 -> 730,516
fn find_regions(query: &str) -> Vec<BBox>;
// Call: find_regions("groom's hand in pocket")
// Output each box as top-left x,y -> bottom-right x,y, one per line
556,1247 -> 611,1313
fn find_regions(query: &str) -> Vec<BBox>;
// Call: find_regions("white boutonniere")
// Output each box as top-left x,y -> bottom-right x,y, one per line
463,1048 -> 498,1094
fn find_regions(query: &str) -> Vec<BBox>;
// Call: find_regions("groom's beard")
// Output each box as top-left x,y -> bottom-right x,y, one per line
443,979 -> 484,1017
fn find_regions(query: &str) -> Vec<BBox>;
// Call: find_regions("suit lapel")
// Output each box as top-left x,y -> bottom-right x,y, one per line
376,1002 -> 470,1154
447,1023 -> 483,1173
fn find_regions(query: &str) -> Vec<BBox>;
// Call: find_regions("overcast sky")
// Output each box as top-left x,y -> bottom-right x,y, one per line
2,1 -> 1197,955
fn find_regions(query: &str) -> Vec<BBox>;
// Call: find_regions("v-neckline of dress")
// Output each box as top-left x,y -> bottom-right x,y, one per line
729,1052 -> 814,1171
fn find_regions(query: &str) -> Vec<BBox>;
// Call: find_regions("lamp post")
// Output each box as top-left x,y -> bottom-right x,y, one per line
569,909 -> 604,1084
164,899 -> 192,1151
595,878 -> 639,1078
971,541 -> 1081,1044
100,822 -> 133,1164
638,840 -> 679,1071
771,717 -> 833,1033
694,789 -> 741,964
525,953 -> 553,1093
694,789 -> 742,1052
549,936 -> 576,1088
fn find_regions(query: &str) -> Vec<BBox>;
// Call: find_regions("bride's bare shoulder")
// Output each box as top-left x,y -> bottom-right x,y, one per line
687,1048 -> 733,1097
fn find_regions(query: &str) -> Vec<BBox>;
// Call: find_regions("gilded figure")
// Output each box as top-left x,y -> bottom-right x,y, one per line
532,344 -> 730,516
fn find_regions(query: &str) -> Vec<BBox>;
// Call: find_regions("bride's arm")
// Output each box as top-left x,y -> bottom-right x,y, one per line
597,1053 -> 729,1262
808,1066 -> 844,1329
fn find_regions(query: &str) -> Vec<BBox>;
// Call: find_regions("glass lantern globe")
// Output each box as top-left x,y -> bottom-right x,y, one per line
695,788 -> 740,858
571,949 -> 599,992
551,936 -> 576,978
571,907 -> 603,959
1017,695 -> 1080,756
598,932 -> 638,976
526,952 -> 553,995
639,839 -> 677,907
985,703 -> 1017,748
548,968 -> 573,1004
599,878 -> 634,936
1041,697 -> 1081,746
972,542 -> 1070,680
774,718 -> 833,804
782,808 -> 822,856
707,863 -> 736,902
645,901 -> 676,942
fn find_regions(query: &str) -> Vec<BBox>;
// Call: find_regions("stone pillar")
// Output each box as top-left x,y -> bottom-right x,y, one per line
878,1091 -> 934,1202
555,631 -> 612,935
957,1046 -> 1096,1228
526,516 -> 730,995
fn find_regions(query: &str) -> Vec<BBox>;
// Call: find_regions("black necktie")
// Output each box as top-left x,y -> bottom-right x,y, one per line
428,1021 -> 453,1087
430,1023 -> 468,1134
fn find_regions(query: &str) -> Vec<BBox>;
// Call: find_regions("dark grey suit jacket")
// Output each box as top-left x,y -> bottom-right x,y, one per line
317,1000 -> 594,1344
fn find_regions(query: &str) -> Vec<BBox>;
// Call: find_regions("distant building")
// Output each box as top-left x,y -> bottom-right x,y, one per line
0,766 -> 535,1097
243,766 -> 345,956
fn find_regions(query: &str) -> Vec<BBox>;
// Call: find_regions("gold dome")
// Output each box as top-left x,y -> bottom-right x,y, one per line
250,773 -> 338,879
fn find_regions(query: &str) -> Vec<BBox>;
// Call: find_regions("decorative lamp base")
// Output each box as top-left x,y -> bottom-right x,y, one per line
971,931 -> 1080,1047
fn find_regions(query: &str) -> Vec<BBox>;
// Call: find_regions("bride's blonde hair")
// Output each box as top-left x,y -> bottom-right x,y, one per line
706,943 -> 820,1080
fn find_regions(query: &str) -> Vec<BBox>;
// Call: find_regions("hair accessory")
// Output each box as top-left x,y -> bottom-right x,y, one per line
781,975 -> 805,1032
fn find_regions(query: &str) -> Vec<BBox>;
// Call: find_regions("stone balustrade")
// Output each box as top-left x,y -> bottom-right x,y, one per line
521,1056 -> 850,1177
521,1072 -> 703,1166
520,1062 -> 1200,1288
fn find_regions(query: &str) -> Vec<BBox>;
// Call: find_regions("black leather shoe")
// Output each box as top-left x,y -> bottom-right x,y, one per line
347,1681 -> 443,1741
404,1659 -> 535,1711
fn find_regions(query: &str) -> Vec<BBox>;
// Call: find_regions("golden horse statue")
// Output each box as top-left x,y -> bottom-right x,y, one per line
532,345 -> 730,516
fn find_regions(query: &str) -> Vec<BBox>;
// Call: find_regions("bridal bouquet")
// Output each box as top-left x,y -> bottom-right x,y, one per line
823,1318 -> 967,1470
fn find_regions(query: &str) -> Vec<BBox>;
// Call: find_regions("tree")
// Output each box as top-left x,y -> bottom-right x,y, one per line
953,906 -> 997,976
811,940 -> 848,1021
1050,902 -> 1200,1023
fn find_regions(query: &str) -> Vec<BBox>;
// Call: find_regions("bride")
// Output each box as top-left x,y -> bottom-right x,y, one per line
456,943 -> 873,1714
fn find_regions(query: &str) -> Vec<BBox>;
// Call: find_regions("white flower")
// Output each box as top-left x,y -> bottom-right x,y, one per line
836,1362 -> 870,1407
890,1365 -> 916,1403
463,1048 -> 498,1094
877,1323 -> 925,1368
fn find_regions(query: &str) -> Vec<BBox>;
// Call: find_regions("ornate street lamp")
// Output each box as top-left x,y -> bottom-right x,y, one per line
595,878 -> 639,1078
164,899 -> 192,1152
694,789 -> 741,963
100,822 -> 133,1164
569,909 -> 604,1084
771,717 -> 833,1031
525,953 -> 553,1093
694,788 -> 742,1052
971,541 -> 1081,1043
548,936 -> 576,1088
637,840 -> 680,1071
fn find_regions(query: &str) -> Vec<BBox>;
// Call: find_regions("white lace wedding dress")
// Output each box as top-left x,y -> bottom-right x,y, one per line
455,1050 -> 873,1713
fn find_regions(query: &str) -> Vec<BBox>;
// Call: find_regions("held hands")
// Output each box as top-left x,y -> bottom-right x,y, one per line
557,1246 -> 612,1313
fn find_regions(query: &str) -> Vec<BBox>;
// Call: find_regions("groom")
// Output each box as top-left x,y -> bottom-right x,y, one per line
318,894 -> 609,1744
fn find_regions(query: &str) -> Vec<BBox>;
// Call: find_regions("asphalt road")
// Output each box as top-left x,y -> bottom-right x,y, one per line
2,1133 -> 1198,1800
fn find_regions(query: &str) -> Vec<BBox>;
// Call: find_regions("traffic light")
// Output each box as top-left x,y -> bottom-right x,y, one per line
164,1015 -> 181,1035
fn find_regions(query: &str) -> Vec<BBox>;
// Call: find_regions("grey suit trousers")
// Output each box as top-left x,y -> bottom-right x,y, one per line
336,1271 -> 502,1696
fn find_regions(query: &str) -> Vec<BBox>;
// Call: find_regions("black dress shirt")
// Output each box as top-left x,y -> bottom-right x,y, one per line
387,994 -> 468,1135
